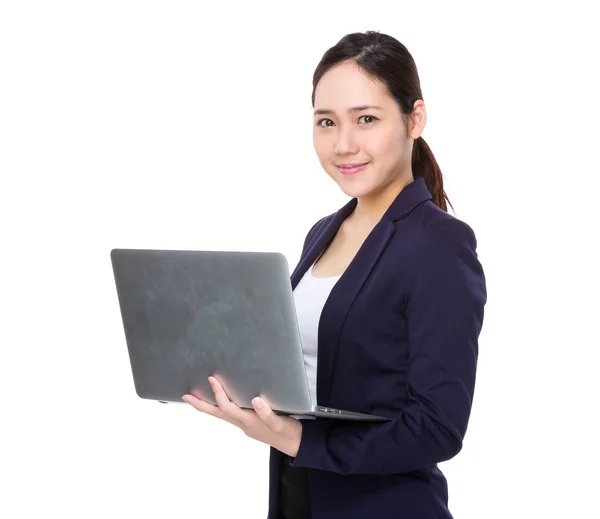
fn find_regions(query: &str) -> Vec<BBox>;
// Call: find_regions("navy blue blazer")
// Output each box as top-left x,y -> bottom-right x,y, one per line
267,176 -> 487,519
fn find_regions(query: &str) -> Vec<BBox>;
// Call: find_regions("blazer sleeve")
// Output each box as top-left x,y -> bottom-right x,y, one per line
289,217 -> 487,475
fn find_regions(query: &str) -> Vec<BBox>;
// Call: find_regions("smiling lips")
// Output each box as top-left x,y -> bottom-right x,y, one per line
337,162 -> 369,175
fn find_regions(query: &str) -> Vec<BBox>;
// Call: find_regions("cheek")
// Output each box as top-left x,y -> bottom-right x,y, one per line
313,134 -> 331,162
363,133 -> 398,158
368,139 -> 408,176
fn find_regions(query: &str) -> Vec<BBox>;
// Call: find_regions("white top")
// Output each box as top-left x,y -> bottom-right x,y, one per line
292,262 -> 342,418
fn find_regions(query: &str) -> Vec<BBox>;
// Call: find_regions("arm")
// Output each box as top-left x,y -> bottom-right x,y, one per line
289,218 -> 487,475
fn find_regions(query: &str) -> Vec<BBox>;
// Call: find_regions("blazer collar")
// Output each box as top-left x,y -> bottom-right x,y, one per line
383,175 -> 432,220
326,174 -> 432,223
291,176 -> 432,286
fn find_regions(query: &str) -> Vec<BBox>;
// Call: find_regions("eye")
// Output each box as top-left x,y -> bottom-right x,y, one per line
316,118 -> 334,127
358,115 -> 378,124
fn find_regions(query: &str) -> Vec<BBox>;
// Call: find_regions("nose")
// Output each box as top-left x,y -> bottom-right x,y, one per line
334,127 -> 358,155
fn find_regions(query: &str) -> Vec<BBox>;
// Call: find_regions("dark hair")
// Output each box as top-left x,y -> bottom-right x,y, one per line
311,31 -> 454,213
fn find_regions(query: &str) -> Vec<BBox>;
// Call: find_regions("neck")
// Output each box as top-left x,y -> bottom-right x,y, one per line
350,173 -> 414,226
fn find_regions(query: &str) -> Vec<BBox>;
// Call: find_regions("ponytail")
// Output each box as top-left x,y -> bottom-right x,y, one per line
412,136 -> 454,213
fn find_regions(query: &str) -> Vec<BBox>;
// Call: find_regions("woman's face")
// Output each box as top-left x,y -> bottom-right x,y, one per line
312,61 -> 422,200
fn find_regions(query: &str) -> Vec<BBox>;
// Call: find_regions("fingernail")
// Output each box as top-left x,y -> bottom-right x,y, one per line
253,398 -> 263,409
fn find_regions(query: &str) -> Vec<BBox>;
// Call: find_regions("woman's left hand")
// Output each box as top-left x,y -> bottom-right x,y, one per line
182,376 -> 303,458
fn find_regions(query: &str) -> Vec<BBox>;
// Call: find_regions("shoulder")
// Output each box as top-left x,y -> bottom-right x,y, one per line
408,200 -> 478,252
399,202 -> 483,290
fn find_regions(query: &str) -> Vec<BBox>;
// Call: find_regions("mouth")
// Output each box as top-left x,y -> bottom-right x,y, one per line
337,162 -> 369,175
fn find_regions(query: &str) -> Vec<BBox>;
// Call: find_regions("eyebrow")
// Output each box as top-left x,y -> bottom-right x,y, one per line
313,104 -> 383,116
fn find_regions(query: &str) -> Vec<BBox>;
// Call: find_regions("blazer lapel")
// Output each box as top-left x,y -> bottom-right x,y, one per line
291,176 -> 433,406
316,216 -> 396,405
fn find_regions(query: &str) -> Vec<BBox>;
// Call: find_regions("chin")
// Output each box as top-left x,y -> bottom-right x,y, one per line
327,168 -> 379,199
335,183 -> 374,199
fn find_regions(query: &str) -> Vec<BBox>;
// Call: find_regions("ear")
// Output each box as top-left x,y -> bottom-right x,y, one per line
409,99 -> 427,139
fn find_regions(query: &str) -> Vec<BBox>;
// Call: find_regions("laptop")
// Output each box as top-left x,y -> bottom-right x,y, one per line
110,248 -> 390,422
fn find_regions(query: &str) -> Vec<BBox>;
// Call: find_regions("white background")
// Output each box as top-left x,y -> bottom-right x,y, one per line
1,1 -> 598,517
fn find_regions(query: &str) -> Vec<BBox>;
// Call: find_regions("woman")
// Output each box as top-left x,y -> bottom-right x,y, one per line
183,31 -> 487,519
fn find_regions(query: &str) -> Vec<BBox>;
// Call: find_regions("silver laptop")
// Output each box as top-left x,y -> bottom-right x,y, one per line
110,248 -> 390,422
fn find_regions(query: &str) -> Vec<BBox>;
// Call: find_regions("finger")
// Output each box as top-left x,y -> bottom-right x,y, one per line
252,397 -> 284,434
182,394 -> 231,421
183,394 -> 244,428
209,377 -> 248,426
